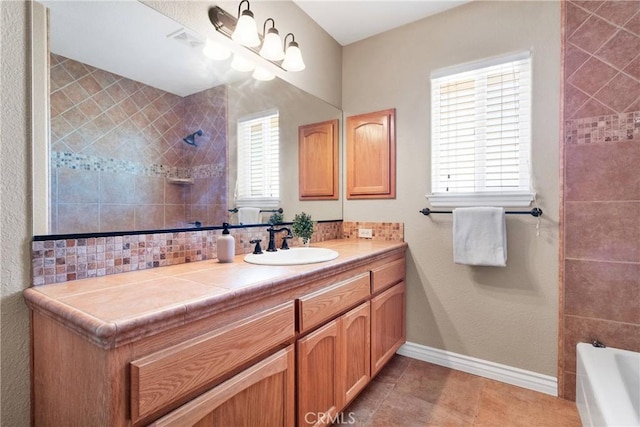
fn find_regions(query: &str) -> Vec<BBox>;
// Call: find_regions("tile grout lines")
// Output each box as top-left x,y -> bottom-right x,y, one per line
565,1 -> 640,118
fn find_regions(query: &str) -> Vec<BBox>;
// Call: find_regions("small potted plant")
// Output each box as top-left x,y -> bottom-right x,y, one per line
268,212 -> 284,225
292,212 -> 314,246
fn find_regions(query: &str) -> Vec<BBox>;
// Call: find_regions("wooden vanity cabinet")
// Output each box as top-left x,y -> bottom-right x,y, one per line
28,243 -> 407,427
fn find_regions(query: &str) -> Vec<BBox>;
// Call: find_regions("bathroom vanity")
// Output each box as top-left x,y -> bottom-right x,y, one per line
24,239 -> 406,426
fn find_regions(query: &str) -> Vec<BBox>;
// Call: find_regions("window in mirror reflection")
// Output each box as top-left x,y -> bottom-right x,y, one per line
236,110 -> 280,207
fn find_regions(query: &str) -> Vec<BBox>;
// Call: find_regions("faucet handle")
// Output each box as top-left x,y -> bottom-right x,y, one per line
280,235 -> 292,250
250,239 -> 263,254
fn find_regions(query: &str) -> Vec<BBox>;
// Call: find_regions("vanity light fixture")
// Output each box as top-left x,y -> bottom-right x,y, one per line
208,4 -> 304,73
259,18 -> 285,61
231,0 -> 260,47
282,33 -> 306,72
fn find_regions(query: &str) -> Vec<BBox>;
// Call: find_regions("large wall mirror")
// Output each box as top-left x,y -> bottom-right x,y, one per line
32,0 -> 342,236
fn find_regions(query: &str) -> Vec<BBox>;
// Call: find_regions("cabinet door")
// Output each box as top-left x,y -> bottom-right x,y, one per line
340,302 -> 371,406
297,320 -> 340,426
299,119 -> 339,200
371,282 -> 406,376
346,109 -> 396,199
150,346 -> 295,427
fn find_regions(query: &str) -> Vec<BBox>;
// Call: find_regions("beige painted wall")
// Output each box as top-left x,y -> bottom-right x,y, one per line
342,1 -> 561,376
1,1 -> 33,424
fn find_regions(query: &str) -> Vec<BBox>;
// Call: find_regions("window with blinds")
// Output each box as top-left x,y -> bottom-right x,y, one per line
236,110 -> 280,207
428,52 -> 534,207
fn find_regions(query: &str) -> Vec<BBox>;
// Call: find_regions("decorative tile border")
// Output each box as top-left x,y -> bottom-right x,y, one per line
564,111 -> 640,145
342,221 -> 404,241
52,151 -> 224,179
190,163 -> 225,179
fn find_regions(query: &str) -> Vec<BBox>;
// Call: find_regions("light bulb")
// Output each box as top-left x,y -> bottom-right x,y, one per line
232,10 -> 260,47
259,29 -> 284,61
282,41 -> 305,72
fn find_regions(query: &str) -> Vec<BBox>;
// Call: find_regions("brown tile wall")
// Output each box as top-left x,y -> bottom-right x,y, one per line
560,0 -> 640,399
50,54 -> 228,233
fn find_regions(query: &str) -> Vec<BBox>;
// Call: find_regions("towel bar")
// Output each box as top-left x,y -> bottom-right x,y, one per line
420,207 -> 542,217
229,207 -> 284,214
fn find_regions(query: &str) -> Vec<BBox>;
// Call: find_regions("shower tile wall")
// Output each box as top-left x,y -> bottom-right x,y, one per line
49,54 -> 227,234
182,88 -> 228,228
561,0 -> 640,400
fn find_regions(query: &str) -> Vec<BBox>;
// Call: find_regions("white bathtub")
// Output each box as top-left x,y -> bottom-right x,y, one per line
576,343 -> 640,427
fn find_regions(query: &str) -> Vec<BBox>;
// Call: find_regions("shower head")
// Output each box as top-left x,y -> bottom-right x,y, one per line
183,129 -> 203,147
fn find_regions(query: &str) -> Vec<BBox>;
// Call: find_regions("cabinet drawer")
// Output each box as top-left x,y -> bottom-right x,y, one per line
150,345 -> 295,427
371,257 -> 404,294
298,273 -> 370,333
130,302 -> 295,424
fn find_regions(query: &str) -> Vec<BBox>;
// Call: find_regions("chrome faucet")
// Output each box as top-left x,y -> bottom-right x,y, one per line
266,226 -> 292,252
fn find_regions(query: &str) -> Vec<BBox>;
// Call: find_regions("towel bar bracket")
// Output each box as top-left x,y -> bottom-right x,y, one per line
420,207 -> 542,217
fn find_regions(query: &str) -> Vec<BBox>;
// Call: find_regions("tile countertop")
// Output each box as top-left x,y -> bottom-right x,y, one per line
24,239 -> 407,349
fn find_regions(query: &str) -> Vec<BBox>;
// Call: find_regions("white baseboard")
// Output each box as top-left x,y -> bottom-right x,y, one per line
397,342 -> 557,396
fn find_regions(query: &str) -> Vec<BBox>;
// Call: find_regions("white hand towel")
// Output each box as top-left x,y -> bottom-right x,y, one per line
238,207 -> 261,225
453,207 -> 507,267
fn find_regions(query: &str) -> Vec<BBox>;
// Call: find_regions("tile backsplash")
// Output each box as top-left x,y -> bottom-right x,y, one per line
342,221 -> 404,241
31,221 -> 404,286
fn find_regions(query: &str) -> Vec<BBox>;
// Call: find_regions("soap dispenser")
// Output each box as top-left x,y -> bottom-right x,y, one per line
217,223 -> 235,263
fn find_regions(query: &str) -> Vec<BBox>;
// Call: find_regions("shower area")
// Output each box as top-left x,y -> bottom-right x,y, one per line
49,54 -> 228,234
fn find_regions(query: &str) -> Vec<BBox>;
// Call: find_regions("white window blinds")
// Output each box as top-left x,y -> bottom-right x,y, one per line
236,110 -> 280,207
429,52 -> 534,207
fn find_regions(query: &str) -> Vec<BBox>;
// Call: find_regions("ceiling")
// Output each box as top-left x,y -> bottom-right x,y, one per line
293,0 -> 472,46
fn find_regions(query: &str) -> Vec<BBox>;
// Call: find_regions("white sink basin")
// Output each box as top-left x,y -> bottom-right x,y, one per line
244,247 -> 339,266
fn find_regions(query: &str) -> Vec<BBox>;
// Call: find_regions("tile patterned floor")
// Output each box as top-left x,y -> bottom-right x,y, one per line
339,355 -> 582,427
